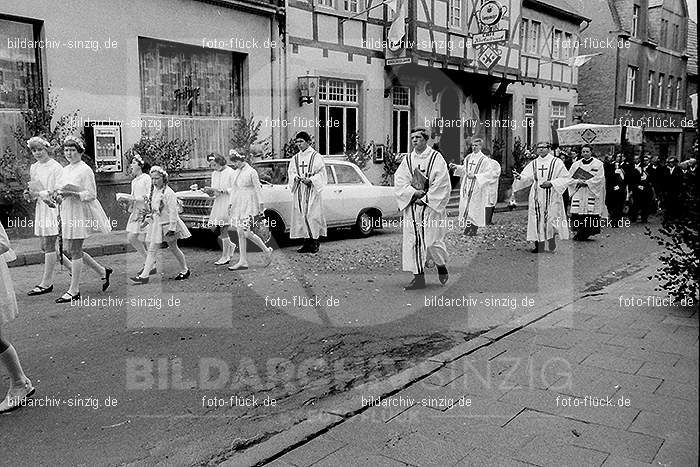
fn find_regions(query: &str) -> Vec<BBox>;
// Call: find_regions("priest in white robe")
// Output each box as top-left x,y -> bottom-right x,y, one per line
567,145 -> 608,240
395,128 -> 451,289
449,138 -> 500,235
512,141 -> 570,253
287,132 -> 327,253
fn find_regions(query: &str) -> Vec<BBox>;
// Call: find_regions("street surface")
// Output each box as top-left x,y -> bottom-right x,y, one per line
0,210 -> 662,465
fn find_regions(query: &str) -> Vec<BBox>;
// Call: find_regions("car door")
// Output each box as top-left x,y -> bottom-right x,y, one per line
329,163 -> 367,225
255,162 -> 293,231
321,164 -> 345,227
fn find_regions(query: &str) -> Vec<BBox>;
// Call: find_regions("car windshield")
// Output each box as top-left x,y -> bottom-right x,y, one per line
254,162 -> 288,185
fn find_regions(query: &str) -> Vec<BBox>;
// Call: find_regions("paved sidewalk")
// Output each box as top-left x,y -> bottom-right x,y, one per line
7,230 -> 132,268
225,264 -> 699,466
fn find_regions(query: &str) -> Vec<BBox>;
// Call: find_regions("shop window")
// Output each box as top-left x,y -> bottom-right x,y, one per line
0,18 -> 42,109
138,37 -> 244,117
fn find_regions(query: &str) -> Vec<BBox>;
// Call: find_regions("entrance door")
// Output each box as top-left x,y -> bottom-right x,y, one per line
440,87 -> 461,187
440,88 -> 461,164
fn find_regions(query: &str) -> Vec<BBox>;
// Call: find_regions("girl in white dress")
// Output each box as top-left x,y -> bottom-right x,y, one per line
227,150 -> 272,271
130,166 -> 191,283
120,153 -> 152,274
0,221 -> 35,413
24,136 -> 73,297
203,153 -> 236,265
53,136 -> 113,303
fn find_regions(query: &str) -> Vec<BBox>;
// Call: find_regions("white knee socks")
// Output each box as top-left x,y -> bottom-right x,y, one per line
68,258 -> 83,295
41,252 -> 56,287
0,344 -> 27,386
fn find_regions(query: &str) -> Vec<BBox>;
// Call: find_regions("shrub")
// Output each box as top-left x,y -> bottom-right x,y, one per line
124,131 -> 193,174
344,133 -> 372,170
230,114 -> 271,161
0,88 -> 79,220
646,174 -> 699,302
381,136 -> 402,186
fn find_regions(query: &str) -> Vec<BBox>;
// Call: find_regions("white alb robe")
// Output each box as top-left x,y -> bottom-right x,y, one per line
513,153 -> 570,242
568,158 -> 608,217
29,158 -> 63,236
454,152 -> 500,227
394,147 -> 451,274
287,147 -> 327,239
486,158 -> 501,207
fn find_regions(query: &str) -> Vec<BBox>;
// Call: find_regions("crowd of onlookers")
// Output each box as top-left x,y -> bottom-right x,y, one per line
553,148 -> 697,225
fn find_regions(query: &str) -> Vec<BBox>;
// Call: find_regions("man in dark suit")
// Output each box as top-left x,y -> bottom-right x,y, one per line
626,154 -> 653,223
645,154 -> 664,213
605,153 -> 626,227
663,157 -> 684,220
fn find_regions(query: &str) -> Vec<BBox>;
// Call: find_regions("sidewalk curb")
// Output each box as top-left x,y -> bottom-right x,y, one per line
8,234 -> 136,268
219,296 -> 592,465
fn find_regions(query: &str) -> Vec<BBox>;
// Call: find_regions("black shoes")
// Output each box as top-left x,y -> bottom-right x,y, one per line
297,239 -> 320,253
531,242 -> 545,253
130,276 -> 149,284
27,284 -> 53,296
102,267 -> 113,292
55,291 -> 80,303
548,238 -> 557,252
437,265 -> 449,285
404,274 -> 426,290
137,267 -> 157,276
173,269 -> 191,280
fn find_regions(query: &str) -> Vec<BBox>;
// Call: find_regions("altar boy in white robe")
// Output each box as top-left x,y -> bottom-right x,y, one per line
485,156 -> 501,225
395,128 -> 451,290
449,138 -> 500,235
567,145 -> 608,240
287,132 -> 327,253
512,141 -> 570,253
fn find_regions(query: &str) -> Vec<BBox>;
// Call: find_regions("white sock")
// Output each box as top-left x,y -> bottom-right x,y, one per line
41,252 -> 57,287
68,258 -> 82,295
0,345 -> 28,387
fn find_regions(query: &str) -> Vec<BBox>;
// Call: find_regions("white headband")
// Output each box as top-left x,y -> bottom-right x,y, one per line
132,152 -> 145,165
229,149 -> 245,161
64,135 -> 85,151
27,136 -> 51,149
150,165 -> 168,177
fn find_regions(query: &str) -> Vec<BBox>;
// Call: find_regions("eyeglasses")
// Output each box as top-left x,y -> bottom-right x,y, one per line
536,146 -> 549,149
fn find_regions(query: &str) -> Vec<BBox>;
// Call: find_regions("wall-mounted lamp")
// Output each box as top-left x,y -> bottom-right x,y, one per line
298,75 -> 319,105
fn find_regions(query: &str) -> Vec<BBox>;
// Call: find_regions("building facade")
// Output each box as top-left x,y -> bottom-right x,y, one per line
682,18 -> 697,157
575,0 -> 690,159
508,0 -> 588,151
1,0 -> 284,224
284,0 -> 524,184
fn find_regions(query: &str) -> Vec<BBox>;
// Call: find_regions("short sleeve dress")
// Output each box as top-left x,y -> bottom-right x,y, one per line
0,222 -> 18,324
229,164 -> 263,228
208,166 -> 236,227
126,173 -> 152,236
29,158 -> 63,237
57,161 -> 112,239
145,186 -> 192,244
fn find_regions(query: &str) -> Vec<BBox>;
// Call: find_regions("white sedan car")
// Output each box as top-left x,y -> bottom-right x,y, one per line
176,159 -> 399,239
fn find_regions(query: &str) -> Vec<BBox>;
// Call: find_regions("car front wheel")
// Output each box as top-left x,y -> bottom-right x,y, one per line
354,211 -> 376,237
